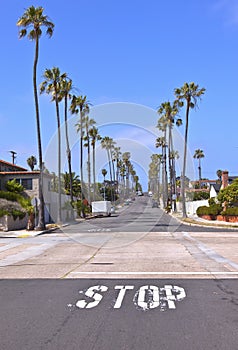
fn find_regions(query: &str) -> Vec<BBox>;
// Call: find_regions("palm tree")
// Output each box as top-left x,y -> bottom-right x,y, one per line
40,67 -> 67,223
101,168 -> 107,200
62,172 -> 81,198
17,6 -> 54,230
174,82 -> 205,217
89,127 -> 101,200
155,136 -> 168,207
216,169 -> 222,182
58,77 -> 74,208
101,137 -> 116,199
157,101 -> 182,207
148,154 -> 162,200
193,149 -> 205,182
122,152 -> 131,198
112,146 -> 122,196
27,155 -> 37,171
83,116 -> 96,203
71,95 -> 90,216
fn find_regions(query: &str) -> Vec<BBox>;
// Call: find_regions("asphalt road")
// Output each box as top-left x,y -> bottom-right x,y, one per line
0,278 -> 238,350
1,197 -> 238,349
61,196 -> 236,234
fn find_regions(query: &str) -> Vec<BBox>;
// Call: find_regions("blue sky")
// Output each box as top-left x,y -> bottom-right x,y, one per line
1,0 -> 238,189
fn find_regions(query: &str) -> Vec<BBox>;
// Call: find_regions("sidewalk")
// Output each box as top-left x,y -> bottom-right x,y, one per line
0,225 -> 59,238
173,212 -> 238,229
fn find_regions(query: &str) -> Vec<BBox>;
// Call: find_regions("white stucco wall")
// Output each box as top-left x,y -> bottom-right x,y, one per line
176,200 -> 209,215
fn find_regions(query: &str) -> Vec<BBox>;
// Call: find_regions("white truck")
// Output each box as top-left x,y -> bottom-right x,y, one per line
92,201 -> 112,217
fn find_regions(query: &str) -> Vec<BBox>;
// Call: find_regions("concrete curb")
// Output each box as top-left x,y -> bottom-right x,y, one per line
171,213 -> 238,230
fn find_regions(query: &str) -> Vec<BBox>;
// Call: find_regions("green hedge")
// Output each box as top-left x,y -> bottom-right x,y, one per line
221,207 -> 238,216
197,204 -> 222,216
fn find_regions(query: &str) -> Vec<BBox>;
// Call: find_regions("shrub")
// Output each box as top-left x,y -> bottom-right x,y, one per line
0,191 -> 19,202
11,209 -> 26,221
5,179 -> 24,193
187,191 -> 210,201
196,206 -> 210,216
0,191 -> 32,212
208,197 -> 216,206
221,207 -> 238,216
197,204 -> 222,216
0,209 -> 9,218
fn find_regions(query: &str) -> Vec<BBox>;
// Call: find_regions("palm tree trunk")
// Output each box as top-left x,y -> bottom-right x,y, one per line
181,101 -> 190,218
92,143 -> 96,201
106,148 -> 113,201
64,95 -> 74,220
33,35 -> 45,230
80,109 -> 85,217
87,133 -> 91,203
198,158 -> 202,181
168,125 -> 173,202
163,129 -> 168,208
55,90 -> 62,223
64,96 -> 73,204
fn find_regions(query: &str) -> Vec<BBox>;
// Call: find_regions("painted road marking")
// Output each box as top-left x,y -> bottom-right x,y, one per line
73,284 -> 186,311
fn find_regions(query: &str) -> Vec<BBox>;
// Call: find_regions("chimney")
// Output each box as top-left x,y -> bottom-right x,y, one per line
221,170 -> 229,189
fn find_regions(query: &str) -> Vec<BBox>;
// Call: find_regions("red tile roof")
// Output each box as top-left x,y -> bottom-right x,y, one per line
0,171 -> 40,175
0,160 -> 27,171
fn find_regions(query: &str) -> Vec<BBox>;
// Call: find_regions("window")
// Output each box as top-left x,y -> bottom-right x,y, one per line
11,178 -> 33,190
21,179 -> 33,190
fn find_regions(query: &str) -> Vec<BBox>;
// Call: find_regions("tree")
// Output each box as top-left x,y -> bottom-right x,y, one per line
155,136 -> 168,207
17,6 -> 54,230
59,77 -> 74,208
122,152 -> 131,198
71,95 -> 90,216
174,82 -> 205,218
157,101 -> 182,207
101,169 -> 107,200
62,172 -> 81,198
216,169 -> 222,182
101,137 -> 116,200
83,116 -> 96,203
40,67 -> 67,223
89,126 -> 101,200
112,146 -> 122,195
27,155 -> 37,171
148,154 -> 162,199
193,149 -> 205,182
217,179 -> 238,208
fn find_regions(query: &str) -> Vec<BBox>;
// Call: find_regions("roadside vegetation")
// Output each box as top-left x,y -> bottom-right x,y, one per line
0,180 -> 33,220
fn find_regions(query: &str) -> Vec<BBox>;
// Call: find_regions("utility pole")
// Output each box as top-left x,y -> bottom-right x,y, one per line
10,151 -> 17,164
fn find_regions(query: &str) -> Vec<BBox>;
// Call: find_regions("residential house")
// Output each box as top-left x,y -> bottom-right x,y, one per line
0,160 -> 71,223
209,171 -> 238,199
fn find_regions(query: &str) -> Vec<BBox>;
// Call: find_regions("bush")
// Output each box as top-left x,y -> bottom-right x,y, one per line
196,206 -> 210,216
11,209 -> 26,221
0,209 -> 9,218
208,197 -> 216,206
197,204 -> 222,216
5,179 -> 24,193
187,191 -> 210,201
0,191 -> 32,212
221,207 -> 238,216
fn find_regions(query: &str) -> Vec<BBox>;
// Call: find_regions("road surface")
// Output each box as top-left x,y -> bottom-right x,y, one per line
0,196 -> 238,349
